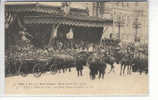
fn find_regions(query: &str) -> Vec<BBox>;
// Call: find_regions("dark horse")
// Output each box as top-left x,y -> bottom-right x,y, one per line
88,53 -> 107,80
132,55 -> 148,75
75,51 -> 91,77
113,49 -> 134,76
104,54 -> 116,73
119,53 -> 134,76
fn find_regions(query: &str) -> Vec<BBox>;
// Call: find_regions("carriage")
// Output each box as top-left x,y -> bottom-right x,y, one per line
5,56 -> 54,77
5,49 -> 91,77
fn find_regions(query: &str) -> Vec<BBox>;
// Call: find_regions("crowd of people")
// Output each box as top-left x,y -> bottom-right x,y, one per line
5,37 -> 148,78
5,37 -> 148,60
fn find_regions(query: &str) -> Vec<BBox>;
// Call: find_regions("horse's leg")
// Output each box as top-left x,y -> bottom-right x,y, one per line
139,67 -> 143,75
12,63 -> 16,74
129,65 -> 131,75
7,63 -> 11,75
58,66 -> 61,73
108,64 -> 114,73
104,67 -> 106,75
129,65 -> 132,74
92,73 -> 96,80
80,65 -> 83,76
108,64 -> 112,73
102,70 -> 105,79
77,69 -> 80,77
65,67 -> 67,72
127,65 -> 132,75
89,71 -> 92,79
15,62 -> 19,74
140,70 -> 142,75
80,70 -> 83,76
120,64 -> 123,76
91,68 -> 96,80
18,62 -> 23,75
122,65 -> 126,75
127,65 -> 130,75
62,67 -> 65,73
69,67 -> 71,72
98,70 -> 101,79
111,64 -> 115,72
91,70 -> 94,80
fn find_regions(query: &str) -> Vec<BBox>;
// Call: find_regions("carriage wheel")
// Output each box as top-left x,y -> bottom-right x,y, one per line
19,67 -> 27,77
20,71 -> 28,77
50,65 -> 57,75
33,64 -> 42,78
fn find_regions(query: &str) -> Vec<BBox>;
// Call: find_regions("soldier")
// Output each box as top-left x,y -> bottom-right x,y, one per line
88,44 -> 94,53
57,41 -> 63,50
19,28 -> 33,43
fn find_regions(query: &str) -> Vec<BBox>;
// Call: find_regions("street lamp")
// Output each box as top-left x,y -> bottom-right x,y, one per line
133,17 -> 141,42
115,16 -> 124,40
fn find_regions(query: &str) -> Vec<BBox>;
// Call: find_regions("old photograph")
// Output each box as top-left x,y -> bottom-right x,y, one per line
5,1 -> 148,95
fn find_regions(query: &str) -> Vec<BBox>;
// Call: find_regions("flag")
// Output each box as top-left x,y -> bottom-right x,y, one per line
101,26 -> 113,40
52,25 -> 59,38
101,26 -> 109,40
5,12 -> 16,29
66,28 -> 73,39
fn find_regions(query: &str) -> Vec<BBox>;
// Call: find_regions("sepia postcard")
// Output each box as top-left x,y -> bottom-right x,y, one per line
4,1 -> 148,96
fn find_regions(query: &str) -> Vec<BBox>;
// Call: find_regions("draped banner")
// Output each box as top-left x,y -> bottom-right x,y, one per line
66,28 -> 73,39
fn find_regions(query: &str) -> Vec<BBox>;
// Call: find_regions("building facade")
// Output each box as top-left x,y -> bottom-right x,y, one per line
99,2 -> 148,44
74,2 -> 148,45
5,2 -> 112,48
5,2 -> 148,48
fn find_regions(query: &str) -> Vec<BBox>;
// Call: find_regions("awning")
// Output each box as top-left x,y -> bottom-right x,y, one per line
5,3 -> 63,15
24,16 -> 112,27
5,3 -> 113,27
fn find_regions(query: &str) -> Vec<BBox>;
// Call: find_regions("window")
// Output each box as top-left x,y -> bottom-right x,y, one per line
96,2 -> 104,17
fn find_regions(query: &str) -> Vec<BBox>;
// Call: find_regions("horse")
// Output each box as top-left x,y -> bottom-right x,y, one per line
104,54 -> 116,73
132,55 -> 148,75
87,53 -> 107,80
75,51 -> 91,77
5,56 -> 23,76
46,53 -> 75,74
119,53 -> 134,76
